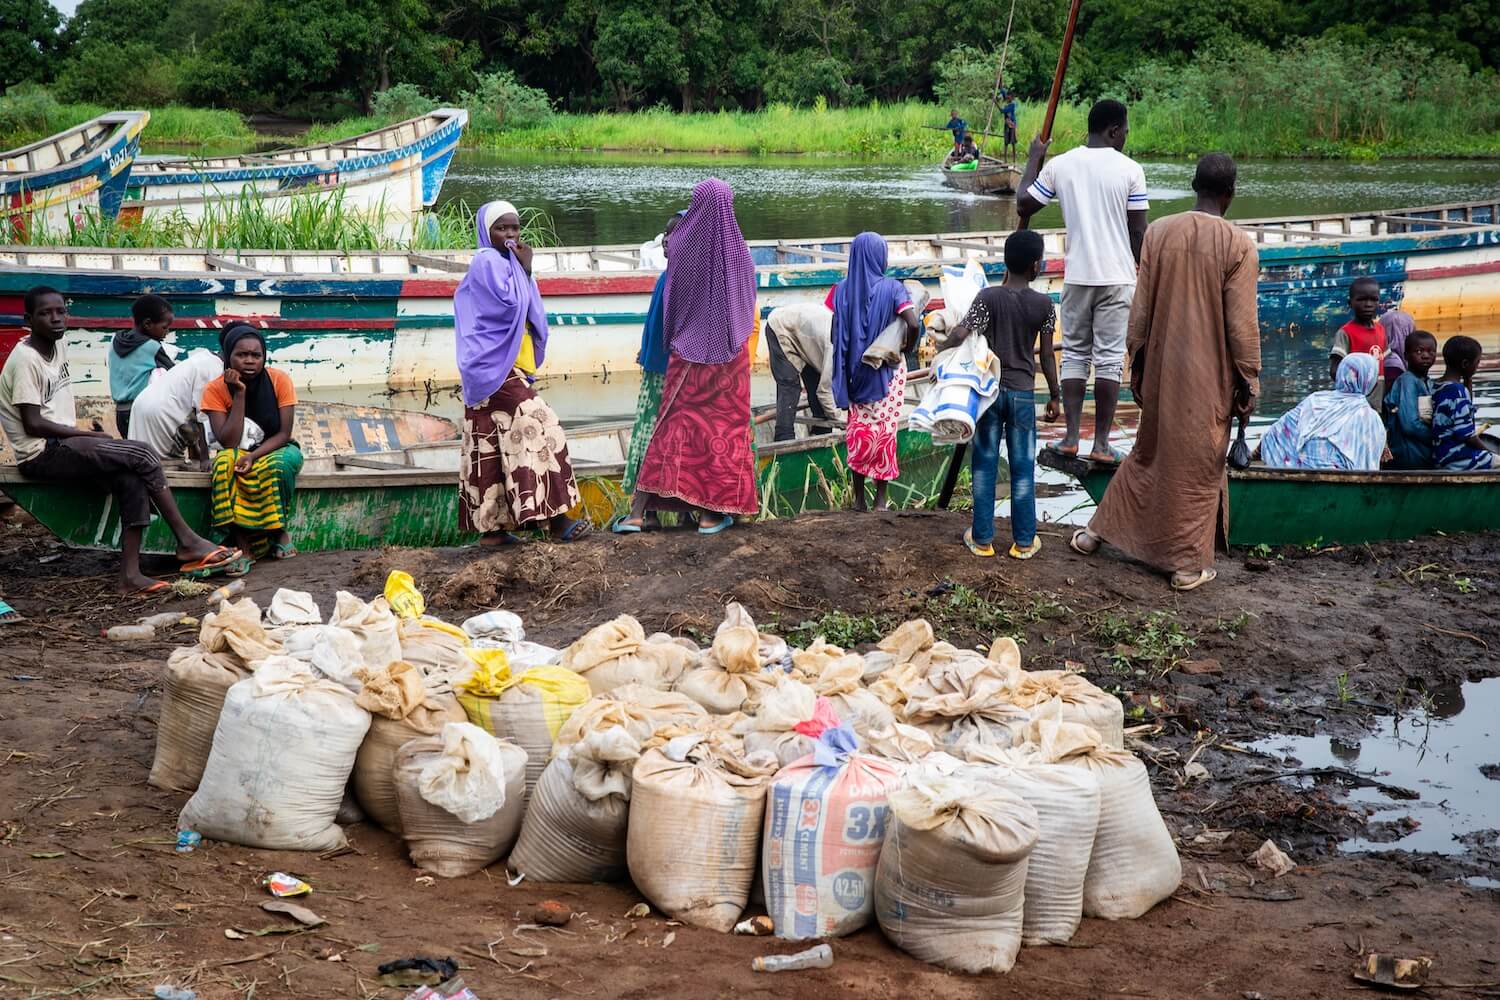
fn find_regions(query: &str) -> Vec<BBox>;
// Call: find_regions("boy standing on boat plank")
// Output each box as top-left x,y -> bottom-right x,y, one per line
1017,99 -> 1149,465
1069,154 -> 1260,591
0,287 -> 240,595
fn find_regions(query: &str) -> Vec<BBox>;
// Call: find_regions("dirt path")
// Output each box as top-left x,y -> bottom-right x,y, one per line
1,509 -> 1497,998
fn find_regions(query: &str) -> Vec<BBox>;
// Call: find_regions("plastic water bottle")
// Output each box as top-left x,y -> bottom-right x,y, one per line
153,986 -> 196,1000
205,579 -> 245,605
175,830 -> 201,853
751,944 -> 833,972
105,624 -> 155,641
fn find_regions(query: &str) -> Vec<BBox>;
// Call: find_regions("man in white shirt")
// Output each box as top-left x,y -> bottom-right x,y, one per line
1017,99 -> 1149,463
765,302 -> 843,441
0,287 -> 239,594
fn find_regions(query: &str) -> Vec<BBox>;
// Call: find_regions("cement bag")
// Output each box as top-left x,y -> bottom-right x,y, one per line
1011,669 -> 1125,749
901,640 -> 1028,753
793,640 -> 896,738
763,726 -> 903,939
148,647 -> 253,793
397,617 -> 472,689
960,746 -> 1102,945
875,771 -> 1039,973
266,588 -> 321,626
199,597 -> 280,666
627,733 -> 778,931
395,723 -> 528,877
558,615 -> 693,694
674,604 -> 783,713
328,591 -> 403,670
179,657 -> 371,851
454,651 -> 591,804
274,625 -> 365,691
351,661 -> 466,833
510,686 -> 707,882
1030,717 -> 1180,919
735,677 -> 822,766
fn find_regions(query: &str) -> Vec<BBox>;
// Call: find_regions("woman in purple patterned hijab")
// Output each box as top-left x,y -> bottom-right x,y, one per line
616,178 -> 760,535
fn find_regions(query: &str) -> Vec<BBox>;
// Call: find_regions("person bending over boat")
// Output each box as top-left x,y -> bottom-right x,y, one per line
1257,354 -> 1386,472
455,200 -> 587,547
620,209 -> 686,528
829,231 -> 922,512
957,133 -> 981,163
126,349 -> 225,468
201,324 -> 303,561
617,178 -> 759,535
1431,335 -> 1494,471
1019,99 -> 1149,465
0,286 -> 239,594
1069,154 -> 1259,592
107,293 -> 176,436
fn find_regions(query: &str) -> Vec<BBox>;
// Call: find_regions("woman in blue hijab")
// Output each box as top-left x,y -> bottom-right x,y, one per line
829,232 -> 922,510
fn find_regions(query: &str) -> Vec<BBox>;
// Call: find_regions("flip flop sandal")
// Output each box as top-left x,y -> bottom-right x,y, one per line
1044,442 -> 1081,458
271,541 -> 298,560
1088,446 -> 1128,466
478,532 -> 525,547
218,554 -> 254,578
179,545 -> 241,576
130,580 -> 171,596
697,514 -> 734,535
609,515 -> 643,534
1008,538 -> 1043,560
1070,528 -> 1100,556
553,519 -> 591,543
1171,568 -> 1217,592
963,528 -> 996,558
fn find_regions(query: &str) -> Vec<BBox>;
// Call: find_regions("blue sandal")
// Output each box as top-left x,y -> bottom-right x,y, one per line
697,514 -> 734,535
609,516 -> 643,534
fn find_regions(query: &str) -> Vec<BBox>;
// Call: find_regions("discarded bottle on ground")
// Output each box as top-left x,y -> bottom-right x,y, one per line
751,944 -> 833,973
206,579 -> 245,604
105,624 -> 155,641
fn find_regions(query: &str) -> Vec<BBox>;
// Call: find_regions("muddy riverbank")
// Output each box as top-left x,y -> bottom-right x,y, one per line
1,508 -> 1497,998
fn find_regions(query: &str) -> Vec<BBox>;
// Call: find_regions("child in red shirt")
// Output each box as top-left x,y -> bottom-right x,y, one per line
1330,276 -> 1386,408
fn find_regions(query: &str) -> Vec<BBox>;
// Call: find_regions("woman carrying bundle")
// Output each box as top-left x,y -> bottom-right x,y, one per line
202,323 -> 302,562
616,178 -> 759,535
829,232 -> 922,511
454,200 -> 587,546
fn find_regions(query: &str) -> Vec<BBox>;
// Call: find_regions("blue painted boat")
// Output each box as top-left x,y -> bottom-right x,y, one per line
119,108 -> 467,237
1,200 -> 1497,395
0,111 -> 149,240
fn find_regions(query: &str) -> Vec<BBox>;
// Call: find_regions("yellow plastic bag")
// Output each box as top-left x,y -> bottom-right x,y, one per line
456,654 -> 592,805
384,571 -> 426,620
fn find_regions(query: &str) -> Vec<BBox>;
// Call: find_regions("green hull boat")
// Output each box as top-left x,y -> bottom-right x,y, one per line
1039,450 -> 1500,547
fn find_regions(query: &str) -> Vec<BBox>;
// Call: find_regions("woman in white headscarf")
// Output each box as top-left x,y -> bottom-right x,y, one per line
1257,353 -> 1386,471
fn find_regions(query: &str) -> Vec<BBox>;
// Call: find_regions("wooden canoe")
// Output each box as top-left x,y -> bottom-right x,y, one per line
940,155 -> 1023,196
1,112 -> 149,238
0,397 -> 458,466
0,425 -> 952,554
1038,449 -> 1500,547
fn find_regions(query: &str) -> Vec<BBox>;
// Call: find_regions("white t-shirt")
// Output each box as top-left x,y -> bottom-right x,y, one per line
126,350 -> 225,458
1026,145 -> 1149,286
0,340 -> 77,462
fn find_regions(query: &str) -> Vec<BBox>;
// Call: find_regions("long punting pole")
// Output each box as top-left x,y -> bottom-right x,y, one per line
1041,0 -> 1083,144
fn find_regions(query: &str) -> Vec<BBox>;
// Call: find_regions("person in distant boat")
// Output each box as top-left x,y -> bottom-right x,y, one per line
618,178 -> 760,534
999,88 -> 1019,161
125,348 -> 224,468
1018,99 -> 1149,466
829,231 -> 922,512
1431,335 -> 1494,471
1330,276 -> 1386,407
1070,153 -> 1259,591
107,294 -> 176,436
958,133 -> 981,163
0,286 -> 239,594
1382,330 -> 1437,470
1379,308 -> 1416,390
944,109 -> 968,154
621,209 -> 686,525
766,301 -> 841,442
454,201 -> 588,546
202,324 -> 303,561
1257,354 -> 1385,472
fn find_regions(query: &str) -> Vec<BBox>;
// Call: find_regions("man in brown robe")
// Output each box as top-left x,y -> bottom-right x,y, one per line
1070,154 -> 1261,590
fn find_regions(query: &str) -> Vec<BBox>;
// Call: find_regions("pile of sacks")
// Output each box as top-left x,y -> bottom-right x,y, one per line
148,591 -> 1180,976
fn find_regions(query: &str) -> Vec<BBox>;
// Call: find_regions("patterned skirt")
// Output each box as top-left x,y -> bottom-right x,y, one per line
460,373 -> 581,533
846,359 -> 906,481
622,370 -> 665,495
635,347 -> 759,516
211,443 -> 303,555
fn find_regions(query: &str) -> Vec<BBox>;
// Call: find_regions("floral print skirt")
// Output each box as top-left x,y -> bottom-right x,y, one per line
845,359 -> 905,481
460,373 -> 580,533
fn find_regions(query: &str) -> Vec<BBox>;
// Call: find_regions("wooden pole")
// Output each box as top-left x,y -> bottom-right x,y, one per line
1041,0 -> 1083,144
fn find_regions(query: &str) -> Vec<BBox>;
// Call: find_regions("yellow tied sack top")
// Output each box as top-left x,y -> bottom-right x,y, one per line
457,649 -> 590,740
384,571 -> 426,620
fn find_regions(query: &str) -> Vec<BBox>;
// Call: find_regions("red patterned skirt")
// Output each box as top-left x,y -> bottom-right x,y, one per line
846,359 -> 905,481
635,347 -> 759,516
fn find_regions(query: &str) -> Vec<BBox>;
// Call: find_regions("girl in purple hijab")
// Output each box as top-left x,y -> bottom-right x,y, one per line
454,200 -> 587,545
617,178 -> 760,535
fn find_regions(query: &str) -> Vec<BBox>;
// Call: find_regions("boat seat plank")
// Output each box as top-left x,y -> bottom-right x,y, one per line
1372,214 -> 1485,231
931,237 -> 1004,255
777,241 -> 849,262
592,251 -> 640,267
205,255 -> 259,273
408,253 -> 470,274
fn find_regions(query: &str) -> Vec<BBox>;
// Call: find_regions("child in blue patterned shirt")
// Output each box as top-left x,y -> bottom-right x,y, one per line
1431,335 -> 1494,471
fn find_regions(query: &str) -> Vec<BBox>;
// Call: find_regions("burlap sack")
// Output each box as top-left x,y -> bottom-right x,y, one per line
352,672 -> 467,834
1010,670 -> 1125,748
395,726 -> 528,878
148,647 -> 253,793
455,657 -> 591,806
558,615 -> 694,694
199,598 -> 279,666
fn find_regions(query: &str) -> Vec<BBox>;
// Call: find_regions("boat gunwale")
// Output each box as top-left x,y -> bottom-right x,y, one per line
1043,449 -> 1500,487
0,112 -> 148,184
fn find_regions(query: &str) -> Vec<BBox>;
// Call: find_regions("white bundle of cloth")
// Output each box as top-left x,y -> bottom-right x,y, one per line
909,333 -> 1002,444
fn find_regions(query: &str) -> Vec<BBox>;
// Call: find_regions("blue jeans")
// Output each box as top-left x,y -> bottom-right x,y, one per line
970,388 -> 1036,547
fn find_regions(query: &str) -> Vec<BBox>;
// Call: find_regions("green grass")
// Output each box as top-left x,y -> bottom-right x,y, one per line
0,97 -> 252,149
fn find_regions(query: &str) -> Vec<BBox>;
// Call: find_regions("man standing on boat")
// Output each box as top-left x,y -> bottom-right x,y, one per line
999,89 -> 1019,162
1069,154 -> 1260,591
944,109 -> 968,155
1017,99 -> 1148,464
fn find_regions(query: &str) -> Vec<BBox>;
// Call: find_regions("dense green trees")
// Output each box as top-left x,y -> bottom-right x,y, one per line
4,0 -> 1496,115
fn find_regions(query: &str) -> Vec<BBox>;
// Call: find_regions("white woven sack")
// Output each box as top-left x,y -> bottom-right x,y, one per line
395,727 -> 528,878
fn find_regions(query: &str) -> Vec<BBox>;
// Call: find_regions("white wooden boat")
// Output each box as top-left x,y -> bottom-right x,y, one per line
1,111 -> 149,239
940,153 -> 1022,195
120,109 -> 467,237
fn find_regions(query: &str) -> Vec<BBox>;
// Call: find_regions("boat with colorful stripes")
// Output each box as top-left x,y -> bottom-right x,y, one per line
118,108 -> 467,237
1,111 -> 149,240
0,200 -> 1496,398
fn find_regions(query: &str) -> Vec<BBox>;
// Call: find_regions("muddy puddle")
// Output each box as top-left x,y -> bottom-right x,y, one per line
1251,677 -> 1500,862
